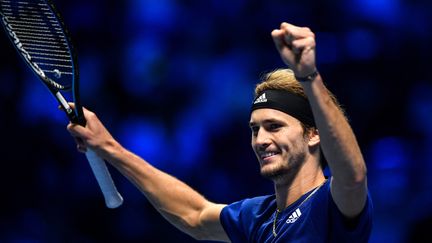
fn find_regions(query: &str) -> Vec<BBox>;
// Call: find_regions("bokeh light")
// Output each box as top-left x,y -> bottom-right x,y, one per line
0,0 -> 431,242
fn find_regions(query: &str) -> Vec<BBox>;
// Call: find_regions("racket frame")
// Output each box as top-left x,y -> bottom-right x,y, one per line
0,0 -> 123,208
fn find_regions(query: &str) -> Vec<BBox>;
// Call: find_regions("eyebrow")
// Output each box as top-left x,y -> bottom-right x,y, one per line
249,118 -> 284,127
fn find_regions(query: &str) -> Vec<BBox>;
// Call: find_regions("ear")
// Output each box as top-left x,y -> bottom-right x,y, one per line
307,129 -> 320,147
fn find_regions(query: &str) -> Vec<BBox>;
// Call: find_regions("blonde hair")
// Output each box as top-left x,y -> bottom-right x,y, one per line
255,69 -> 305,98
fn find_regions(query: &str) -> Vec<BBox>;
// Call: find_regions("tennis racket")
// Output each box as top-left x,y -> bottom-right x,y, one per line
0,0 -> 123,208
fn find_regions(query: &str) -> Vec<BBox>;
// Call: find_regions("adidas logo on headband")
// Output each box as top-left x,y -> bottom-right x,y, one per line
251,89 -> 316,127
254,93 -> 267,104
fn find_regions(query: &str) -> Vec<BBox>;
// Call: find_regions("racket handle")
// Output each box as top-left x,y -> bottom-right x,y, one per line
85,149 -> 123,208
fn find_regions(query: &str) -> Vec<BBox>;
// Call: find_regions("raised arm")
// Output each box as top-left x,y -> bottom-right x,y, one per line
67,107 -> 230,242
271,22 -> 367,218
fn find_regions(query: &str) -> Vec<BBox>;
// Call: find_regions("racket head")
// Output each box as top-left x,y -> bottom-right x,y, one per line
0,0 -> 84,125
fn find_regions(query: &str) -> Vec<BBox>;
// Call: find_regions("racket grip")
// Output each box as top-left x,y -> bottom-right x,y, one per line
85,149 -> 124,208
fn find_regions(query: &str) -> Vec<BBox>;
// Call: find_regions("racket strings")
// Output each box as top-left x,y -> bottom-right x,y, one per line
1,0 -> 73,88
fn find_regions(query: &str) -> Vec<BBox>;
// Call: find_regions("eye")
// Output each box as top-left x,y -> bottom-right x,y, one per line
250,126 -> 259,136
268,123 -> 282,131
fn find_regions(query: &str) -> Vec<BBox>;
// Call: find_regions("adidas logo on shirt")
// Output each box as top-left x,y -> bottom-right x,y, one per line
254,93 -> 267,104
286,208 -> 302,224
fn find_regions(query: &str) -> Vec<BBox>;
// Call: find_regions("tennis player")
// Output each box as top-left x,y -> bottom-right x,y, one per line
68,22 -> 372,242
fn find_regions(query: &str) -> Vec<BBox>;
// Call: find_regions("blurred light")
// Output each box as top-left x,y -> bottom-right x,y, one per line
78,54 -> 103,100
407,82 -> 432,136
174,110 -> 208,169
37,161 -> 61,192
18,75 -> 65,125
345,29 -> 379,60
121,37 -> 164,98
347,0 -> 401,26
70,157 -> 99,197
202,170 -> 232,201
0,70 -> 16,98
2,209 -> 48,242
19,209 -> 46,237
4,235 -> 42,243
171,54 -> 253,171
117,207 -> 151,239
204,53 -> 254,115
368,137 -> 410,222
347,78 -> 379,111
66,2 -> 101,29
369,219 -> 404,243
316,32 -> 340,64
210,0 -> 246,18
404,6 -> 431,38
369,136 -> 408,170
118,176 -> 146,203
117,117 -> 168,168
127,0 -> 177,29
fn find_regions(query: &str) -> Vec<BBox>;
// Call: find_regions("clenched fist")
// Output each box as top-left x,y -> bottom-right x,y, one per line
271,22 -> 317,79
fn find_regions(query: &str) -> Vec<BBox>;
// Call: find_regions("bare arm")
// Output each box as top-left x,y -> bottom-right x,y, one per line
271,22 -> 367,218
67,108 -> 230,242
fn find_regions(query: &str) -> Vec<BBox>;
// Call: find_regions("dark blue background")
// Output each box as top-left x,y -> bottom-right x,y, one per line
1,0 -> 431,242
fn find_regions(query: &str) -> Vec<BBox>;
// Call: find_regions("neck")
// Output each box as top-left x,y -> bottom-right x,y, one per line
273,160 -> 325,210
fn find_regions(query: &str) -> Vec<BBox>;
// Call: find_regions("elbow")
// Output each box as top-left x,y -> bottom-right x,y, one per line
179,213 -> 209,241
170,202 -> 226,241
348,163 -> 367,189
186,218 -> 213,241
185,222 -> 205,241
183,210 -> 216,241
191,232 -> 208,241
186,225 -> 211,241
356,163 -> 367,183
334,162 -> 367,190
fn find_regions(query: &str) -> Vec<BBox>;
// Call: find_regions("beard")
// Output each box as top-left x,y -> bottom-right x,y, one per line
259,142 -> 308,181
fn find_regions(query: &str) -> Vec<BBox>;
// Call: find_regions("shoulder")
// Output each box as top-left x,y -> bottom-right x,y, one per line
220,195 -> 276,242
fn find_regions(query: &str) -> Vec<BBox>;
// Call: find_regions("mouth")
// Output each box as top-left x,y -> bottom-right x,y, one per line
258,151 -> 280,162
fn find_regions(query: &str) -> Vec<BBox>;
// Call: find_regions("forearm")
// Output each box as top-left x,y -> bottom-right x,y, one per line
102,141 -> 213,237
301,75 -> 367,187
67,108 -> 227,240
271,22 -> 367,187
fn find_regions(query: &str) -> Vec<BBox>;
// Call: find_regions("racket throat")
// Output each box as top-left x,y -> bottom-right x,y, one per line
55,91 -> 80,124
56,91 -> 72,113
56,91 -> 86,125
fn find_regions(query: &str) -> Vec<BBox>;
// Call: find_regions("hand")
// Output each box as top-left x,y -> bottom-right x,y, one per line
66,104 -> 117,158
271,22 -> 317,78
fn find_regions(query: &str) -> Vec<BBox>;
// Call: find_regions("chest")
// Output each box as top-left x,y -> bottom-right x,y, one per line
253,204 -> 327,243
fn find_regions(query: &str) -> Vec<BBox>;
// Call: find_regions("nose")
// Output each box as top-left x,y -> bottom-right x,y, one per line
253,128 -> 271,149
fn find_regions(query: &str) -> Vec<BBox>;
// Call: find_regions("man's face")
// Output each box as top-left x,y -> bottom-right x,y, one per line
249,109 -> 309,180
